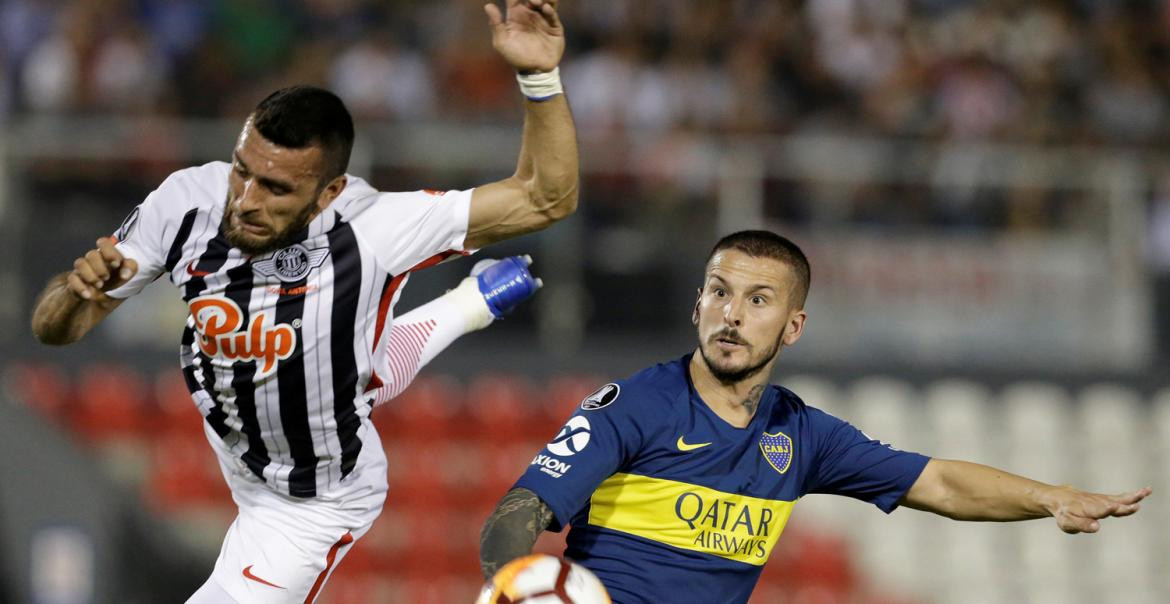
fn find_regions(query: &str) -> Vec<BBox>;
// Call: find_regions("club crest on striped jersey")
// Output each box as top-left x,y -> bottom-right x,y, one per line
188,295 -> 296,378
252,244 -> 330,283
759,431 -> 793,475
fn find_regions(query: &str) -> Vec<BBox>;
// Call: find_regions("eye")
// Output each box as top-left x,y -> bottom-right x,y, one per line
712,287 -> 727,298
751,295 -> 766,305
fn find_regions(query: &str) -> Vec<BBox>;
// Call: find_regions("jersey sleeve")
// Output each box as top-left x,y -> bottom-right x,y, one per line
105,172 -> 189,299
348,188 -> 474,275
513,385 -> 645,532
803,407 -> 930,513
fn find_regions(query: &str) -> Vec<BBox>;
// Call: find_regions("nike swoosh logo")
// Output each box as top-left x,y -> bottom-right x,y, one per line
186,261 -> 211,277
677,436 -> 712,451
242,565 -> 285,589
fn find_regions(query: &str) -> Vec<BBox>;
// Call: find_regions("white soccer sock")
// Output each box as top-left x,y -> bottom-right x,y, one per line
372,276 -> 494,406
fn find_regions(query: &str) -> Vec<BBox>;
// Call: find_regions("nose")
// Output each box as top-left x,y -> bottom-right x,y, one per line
722,296 -> 743,327
236,178 -> 262,213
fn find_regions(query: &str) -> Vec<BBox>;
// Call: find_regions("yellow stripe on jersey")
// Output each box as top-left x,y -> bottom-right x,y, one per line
587,473 -> 796,566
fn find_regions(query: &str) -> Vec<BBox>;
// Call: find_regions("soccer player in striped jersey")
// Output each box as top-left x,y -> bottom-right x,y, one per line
479,230 -> 1153,604
31,2 -> 573,601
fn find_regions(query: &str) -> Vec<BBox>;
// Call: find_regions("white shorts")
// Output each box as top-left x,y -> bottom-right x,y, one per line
190,422 -> 388,604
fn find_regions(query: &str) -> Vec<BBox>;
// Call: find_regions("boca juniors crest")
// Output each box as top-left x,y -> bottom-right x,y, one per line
253,244 -> 330,283
759,431 -> 793,475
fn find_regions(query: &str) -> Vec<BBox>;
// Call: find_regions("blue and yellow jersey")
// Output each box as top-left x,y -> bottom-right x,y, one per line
514,354 -> 930,604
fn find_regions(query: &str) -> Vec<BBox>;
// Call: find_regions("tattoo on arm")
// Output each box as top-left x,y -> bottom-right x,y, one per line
740,384 -> 766,416
479,487 -> 556,579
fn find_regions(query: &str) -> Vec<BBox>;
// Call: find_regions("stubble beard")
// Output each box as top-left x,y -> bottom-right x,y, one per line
699,325 -> 786,385
221,193 -> 319,256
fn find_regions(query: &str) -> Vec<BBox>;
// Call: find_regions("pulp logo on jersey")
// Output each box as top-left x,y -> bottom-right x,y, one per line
580,383 -> 620,411
759,431 -> 793,474
547,416 -> 591,456
189,295 -> 296,377
531,454 -> 571,478
252,244 -> 330,283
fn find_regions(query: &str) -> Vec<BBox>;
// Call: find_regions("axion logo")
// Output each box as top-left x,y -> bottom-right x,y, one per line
189,296 -> 296,377
531,454 -> 571,478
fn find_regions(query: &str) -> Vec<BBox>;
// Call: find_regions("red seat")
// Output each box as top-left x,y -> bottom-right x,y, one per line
466,373 -> 537,444
144,433 -> 230,512
69,364 -> 150,442
3,362 -> 73,422
150,370 -> 205,440
374,374 -> 462,445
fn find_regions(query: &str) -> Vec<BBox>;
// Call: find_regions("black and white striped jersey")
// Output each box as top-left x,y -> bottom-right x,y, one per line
108,161 -> 472,497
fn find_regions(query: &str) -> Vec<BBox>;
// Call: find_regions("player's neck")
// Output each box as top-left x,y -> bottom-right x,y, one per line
688,352 -> 772,429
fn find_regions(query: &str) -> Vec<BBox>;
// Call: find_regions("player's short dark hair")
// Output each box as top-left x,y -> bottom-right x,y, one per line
706,230 -> 811,308
251,85 -> 354,183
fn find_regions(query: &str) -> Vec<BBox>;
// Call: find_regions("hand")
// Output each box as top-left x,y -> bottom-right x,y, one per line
67,237 -> 138,301
484,0 -> 565,73
1046,485 -> 1151,534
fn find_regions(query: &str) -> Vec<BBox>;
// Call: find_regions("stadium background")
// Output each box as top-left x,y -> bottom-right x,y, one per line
1,0 -> 1169,602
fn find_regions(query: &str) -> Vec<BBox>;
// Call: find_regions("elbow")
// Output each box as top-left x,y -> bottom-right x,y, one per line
30,311 -> 78,346
30,316 -> 63,346
31,325 -> 72,347
537,180 -> 579,224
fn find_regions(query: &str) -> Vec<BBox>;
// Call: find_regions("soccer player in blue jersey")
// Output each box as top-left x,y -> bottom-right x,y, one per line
479,230 -> 1153,603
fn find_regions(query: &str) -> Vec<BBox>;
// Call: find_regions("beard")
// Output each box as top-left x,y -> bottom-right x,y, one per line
221,194 -> 318,255
699,325 -> 785,385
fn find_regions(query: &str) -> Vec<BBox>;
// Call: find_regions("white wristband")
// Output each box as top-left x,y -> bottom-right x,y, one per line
517,67 -> 563,101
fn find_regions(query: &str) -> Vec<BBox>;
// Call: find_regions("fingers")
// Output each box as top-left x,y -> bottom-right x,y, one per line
537,1 -> 561,29
1114,486 -> 1153,505
76,251 -> 109,289
96,237 -> 122,269
484,2 -> 504,28
1056,513 -> 1100,534
69,239 -> 134,300
67,271 -> 101,301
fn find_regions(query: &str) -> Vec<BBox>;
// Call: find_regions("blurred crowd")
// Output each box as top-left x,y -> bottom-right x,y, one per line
0,0 -> 1168,145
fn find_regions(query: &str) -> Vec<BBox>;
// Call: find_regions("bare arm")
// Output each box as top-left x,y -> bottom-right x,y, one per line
465,0 -> 578,249
479,487 -> 556,579
900,458 -> 1151,533
31,237 -> 136,345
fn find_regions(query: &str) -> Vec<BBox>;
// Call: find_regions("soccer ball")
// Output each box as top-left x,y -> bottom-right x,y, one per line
475,554 -> 611,604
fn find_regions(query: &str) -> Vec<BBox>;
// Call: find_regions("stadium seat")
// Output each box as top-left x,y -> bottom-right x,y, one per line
3,362 -> 73,421
466,372 -> 539,444
374,374 -> 463,444
846,376 -> 926,454
929,519 -> 1011,604
1077,384 -> 1145,489
150,370 -> 205,440
1075,387 -> 1153,602
144,432 -> 231,512
781,373 -> 842,418
540,373 -> 604,431
69,363 -> 151,442
923,379 -> 998,463
999,382 -> 1072,483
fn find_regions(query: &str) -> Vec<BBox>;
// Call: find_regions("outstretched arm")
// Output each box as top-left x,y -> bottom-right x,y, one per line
31,237 -> 136,345
466,0 -> 579,249
900,459 -> 1151,533
480,487 -> 556,579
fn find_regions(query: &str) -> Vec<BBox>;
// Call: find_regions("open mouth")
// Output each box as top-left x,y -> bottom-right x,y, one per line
715,336 -> 747,350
